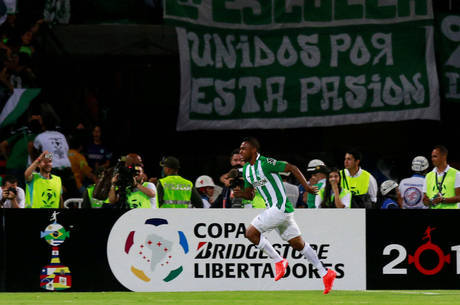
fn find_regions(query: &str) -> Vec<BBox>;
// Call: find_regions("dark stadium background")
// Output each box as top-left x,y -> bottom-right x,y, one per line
7,0 -> 460,184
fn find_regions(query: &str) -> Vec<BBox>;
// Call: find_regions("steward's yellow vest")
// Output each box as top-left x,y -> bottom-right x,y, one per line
127,182 -> 154,209
86,184 -> 109,208
243,190 -> 266,208
340,169 -> 371,196
318,187 -> 352,208
26,173 -> 62,208
425,167 -> 459,209
159,175 -> 192,208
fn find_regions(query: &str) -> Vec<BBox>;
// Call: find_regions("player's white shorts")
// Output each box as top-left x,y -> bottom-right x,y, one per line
251,207 -> 301,241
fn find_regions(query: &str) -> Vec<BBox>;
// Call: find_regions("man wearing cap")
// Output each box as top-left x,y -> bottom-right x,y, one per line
423,145 -> 460,209
157,157 -> 203,208
399,156 -> 429,209
24,150 -> 63,208
380,180 -> 402,209
195,175 -> 217,208
305,160 -> 328,209
340,150 -> 378,208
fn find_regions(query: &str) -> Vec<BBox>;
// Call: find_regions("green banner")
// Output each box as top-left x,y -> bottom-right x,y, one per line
436,13 -> 460,103
165,0 -> 440,130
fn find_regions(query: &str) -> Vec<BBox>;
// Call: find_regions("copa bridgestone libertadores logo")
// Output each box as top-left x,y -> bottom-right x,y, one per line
107,209 -> 189,291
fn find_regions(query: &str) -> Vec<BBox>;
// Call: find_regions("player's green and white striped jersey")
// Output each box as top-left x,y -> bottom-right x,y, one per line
242,154 -> 294,213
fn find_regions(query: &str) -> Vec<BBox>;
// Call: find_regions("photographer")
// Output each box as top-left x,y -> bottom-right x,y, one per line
212,167 -> 246,208
1,175 -> 25,208
108,165 -> 157,209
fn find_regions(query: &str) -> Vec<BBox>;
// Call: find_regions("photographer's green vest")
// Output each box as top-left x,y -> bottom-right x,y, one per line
340,169 -> 372,208
425,167 -> 459,209
86,184 -> 110,208
25,173 -> 62,208
318,187 -> 352,208
126,182 -> 154,209
159,175 -> 193,208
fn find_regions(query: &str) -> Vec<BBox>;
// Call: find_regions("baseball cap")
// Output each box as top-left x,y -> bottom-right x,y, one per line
307,159 -> 325,172
195,175 -> 216,188
160,156 -> 180,169
380,180 -> 398,196
411,156 -> 429,172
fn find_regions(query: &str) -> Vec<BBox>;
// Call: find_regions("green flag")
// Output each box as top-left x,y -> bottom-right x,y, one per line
164,0 -> 440,131
0,88 -> 41,128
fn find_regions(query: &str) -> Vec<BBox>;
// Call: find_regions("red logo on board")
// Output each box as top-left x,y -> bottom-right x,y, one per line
408,226 -> 451,275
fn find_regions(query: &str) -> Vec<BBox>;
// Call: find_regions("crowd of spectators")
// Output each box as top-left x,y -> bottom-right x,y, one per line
0,5 -> 459,211
1,121 -> 459,210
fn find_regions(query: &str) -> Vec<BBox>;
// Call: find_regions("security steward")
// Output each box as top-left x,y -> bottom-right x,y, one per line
340,150 -> 378,208
24,150 -> 63,208
157,156 -> 203,208
423,145 -> 460,209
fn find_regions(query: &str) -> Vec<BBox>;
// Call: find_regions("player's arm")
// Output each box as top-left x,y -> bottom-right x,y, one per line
284,163 -> 318,195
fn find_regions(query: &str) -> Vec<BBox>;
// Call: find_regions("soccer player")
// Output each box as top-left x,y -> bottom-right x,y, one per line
233,137 -> 336,294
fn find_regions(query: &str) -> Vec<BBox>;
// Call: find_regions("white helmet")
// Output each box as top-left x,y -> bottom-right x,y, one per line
411,156 -> 429,172
195,175 -> 215,188
307,159 -> 325,172
380,180 -> 399,196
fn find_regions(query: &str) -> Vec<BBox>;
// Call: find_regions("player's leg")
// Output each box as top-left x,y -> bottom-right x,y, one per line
246,224 -> 282,263
280,215 -> 336,294
248,208 -> 288,281
288,236 -> 327,277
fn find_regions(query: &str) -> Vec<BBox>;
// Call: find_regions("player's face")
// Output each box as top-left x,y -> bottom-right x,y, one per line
239,142 -> 254,162
431,149 -> 445,168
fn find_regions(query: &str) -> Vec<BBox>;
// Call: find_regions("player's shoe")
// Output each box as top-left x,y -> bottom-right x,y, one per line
274,259 -> 288,281
322,268 -> 337,294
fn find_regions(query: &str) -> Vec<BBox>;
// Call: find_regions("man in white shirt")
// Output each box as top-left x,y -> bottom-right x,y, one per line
399,156 -> 429,209
1,175 -> 25,208
422,145 -> 460,209
32,115 -> 79,200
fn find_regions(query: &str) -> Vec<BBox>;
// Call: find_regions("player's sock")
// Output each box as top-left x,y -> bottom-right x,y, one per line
257,235 -> 283,263
301,243 -> 327,277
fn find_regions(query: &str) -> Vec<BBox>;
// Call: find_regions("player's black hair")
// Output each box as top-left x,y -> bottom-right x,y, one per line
242,137 -> 260,152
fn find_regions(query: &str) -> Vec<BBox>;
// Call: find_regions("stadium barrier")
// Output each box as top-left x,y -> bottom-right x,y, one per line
0,209 -> 458,292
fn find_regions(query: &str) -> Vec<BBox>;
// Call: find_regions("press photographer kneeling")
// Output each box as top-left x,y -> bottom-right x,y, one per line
108,163 -> 157,209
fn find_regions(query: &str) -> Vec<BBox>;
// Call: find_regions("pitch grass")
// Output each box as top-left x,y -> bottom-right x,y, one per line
1,290 -> 460,305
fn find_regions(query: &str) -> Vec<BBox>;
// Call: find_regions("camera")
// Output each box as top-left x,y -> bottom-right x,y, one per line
228,168 -> 245,189
7,187 -> 17,195
107,159 -> 139,209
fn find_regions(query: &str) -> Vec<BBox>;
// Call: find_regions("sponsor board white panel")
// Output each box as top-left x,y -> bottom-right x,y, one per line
107,209 -> 365,291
